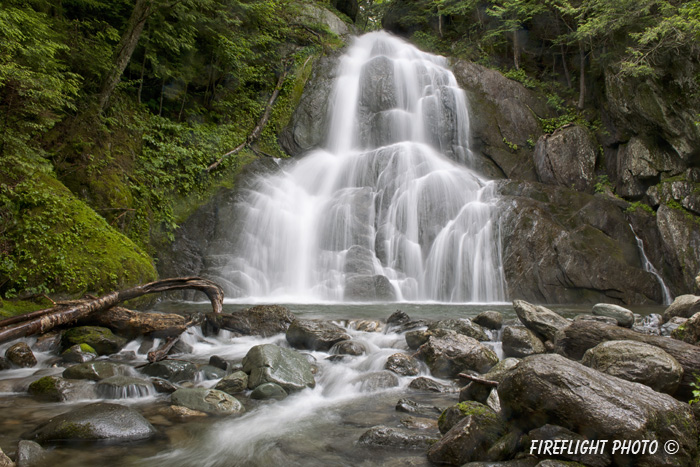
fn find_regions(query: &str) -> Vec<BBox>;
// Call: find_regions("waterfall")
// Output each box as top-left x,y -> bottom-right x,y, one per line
213,32 -> 507,303
630,225 -> 673,305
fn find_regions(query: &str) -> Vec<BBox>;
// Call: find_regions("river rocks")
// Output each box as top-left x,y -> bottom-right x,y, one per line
5,342 -> 37,368
473,311 -> 503,330
61,326 -> 127,356
395,398 -> 442,416
215,370 -> 248,395
205,305 -> 295,337
408,376 -> 453,393
533,125 -> 597,193
528,424 -> 611,467
0,357 -> 10,371
62,361 -> 128,381
96,376 -> 154,399
242,344 -> 315,392
344,274 -> 397,301
581,340 -> 682,394
671,312 -> 700,346
251,382 -> 287,400
416,331 -> 498,378
591,303 -> 635,327
384,353 -> 420,376
28,375 -> 95,402
331,340 -> 366,356
352,371 -> 399,391
171,388 -> 245,416
286,319 -> 350,351
61,343 -> 97,363
573,314 -> 618,326
141,360 -> 198,383
80,306 -> 187,338
512,300 -> 570,342
438,401 -> 493,434
428,318 -> 489,341
502,326 -> 546,358
662,294 -> 700,322
498,354 -> 698,465
386,310 -> 428,333
358,426 -> 438,450
26,402 -> 156,443
16,440 -> 46,467
428,401 -> 506,465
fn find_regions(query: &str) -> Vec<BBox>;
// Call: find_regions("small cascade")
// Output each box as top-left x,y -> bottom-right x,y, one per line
210,32 -> 507,303
630,225 -> 673,305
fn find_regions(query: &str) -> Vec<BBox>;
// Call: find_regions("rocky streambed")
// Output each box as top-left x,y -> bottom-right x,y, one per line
0,298 -> 699,466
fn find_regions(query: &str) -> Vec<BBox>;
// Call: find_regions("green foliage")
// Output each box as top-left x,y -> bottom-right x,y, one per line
594,175 -> 613,194
502,137 -> 519,151
625,201 -> 655,215
690,374 -> 700,406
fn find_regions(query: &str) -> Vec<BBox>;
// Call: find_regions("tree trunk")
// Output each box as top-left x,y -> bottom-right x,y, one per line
97,0 -> 154,113
577,42 -> 585,109
560,44 -> 571,88
513,30 -> 520,70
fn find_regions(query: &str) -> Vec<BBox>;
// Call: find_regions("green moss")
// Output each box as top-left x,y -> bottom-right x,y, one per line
625,201 -> 655,215
0,297 -> 52,318
29,376 -> 60,394
55,421 -> 96,439
78,343 -> 97,354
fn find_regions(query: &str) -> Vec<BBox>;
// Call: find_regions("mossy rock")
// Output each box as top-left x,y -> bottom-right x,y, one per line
61,326 -> 127,356
438,401 -> 499,435
61,344 -> 98,363
28,376 -> 70,402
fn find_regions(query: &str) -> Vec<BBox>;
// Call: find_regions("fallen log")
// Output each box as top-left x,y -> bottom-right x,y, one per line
147,336 -> 180,363
0,277 -> 223,345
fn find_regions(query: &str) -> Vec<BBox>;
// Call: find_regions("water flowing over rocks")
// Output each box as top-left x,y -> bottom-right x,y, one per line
384,353 -> 420,376
285,319 -> 351,351
4,343 -> 36,368
205,305 -> 295,337
171,388 -> 244,416
28,375 -> 96,402
62,361 -> 129,381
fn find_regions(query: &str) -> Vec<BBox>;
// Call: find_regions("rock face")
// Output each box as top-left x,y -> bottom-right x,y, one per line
533,125 -> 597,193
591,303 -> 635,327
416,331 -> 498,378
26,402 -> 156,443
502,325 -> 546,358
580,340 -> 683,394
206,305 -> 296,337
171,388 -> 245,416
656,205 -> 700,295
242,344 -> 315,392
61,326 -> 127,356
286,319 -> 350,351
512,300 -> 570,341
498,354 -> 698,466
613,137 -> 684,198
671,312 -> 700,346
5,342 -> 37,368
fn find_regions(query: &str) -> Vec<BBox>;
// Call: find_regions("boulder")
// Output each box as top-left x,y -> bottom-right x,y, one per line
171,388 -> 244,416
208,355 -> 229,371
199,364 -> 226,380
5,342 -> 37,368
416,331 -> 498,378
250,382 -> 287,400
344,274 -> 397,301
592,303 -> 635,327
331,340 -> 366,356
242,344 -> 315,392
498,354 -> 698,465
581,340 -> 683,394
428,318 -> 489,341
408,376 -> 453,393
428,402 -> 506,465
502,325 -> 546,358
61,344 -> 97,363
26,402 -> 156,443
28,375 -> 96,402
214,371 -> 248,395
662,294 -> 700,322
96,376 -> 154,399
554,319 -> 700,399
528,424 -> 611,467
671,311 -> 700,346
285,319 -> 350,351
140,360 -> 198,383
438,401 -> 496,435
62,361 -> 128,381
386,310 -> 428,333
79,306 -> 187,338
473,311 -> 503,330
205,305 -> 295,337
512,300 -> 570,341
358,426 -> 438,450
384,353 -> 420,376
61,326 -> 127,356
16,440 -> 46,467
533,124 -> 597,193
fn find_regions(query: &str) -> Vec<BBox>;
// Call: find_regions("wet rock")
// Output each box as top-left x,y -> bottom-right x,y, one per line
242,344 -> 315,392
358,425 -> 438,450
0,357 -> 9,371
416,331 -> 498,378
661,316 -> 687,336
573,314 -> 618,326
662,294 -> 700,322
171,388 -> 245,416
473,311 -> 503,330
400,416 -> 438,430
384,353 -> 420,376
199,364 -> 227,380
344,274 -> 397,301
151,378 -> 177,394
205,305 -> 295,337
498,354 -> 697,465
486,388 -> 500,413
208,355 -> 229,371
61,343 -> 97,363
351,319 -> 383,332
62,361 -> 128,381
395,398 -> 442,416
96,376 -> 154,399
286,319 -> 350,351
592,303 -> 634,327
512,300 -> 570,342
250,382 -> 287,400
80,306 -> 187,338
386,310 -> 428,333
533,124 -> 597,193
61,326 -> 127,356
331,340 -> 366,356
160,405 -> 207,419
32,331 -> 61,353
5,342 -> 37,368
408,377 -> 452,393
26,402 -> 156,443
671,311 -> 700,345
28,375 -> 96,402
502,325 -> 546,358
581,340 -> 683,394
428,318 -> 488,341
438,401 -> 494,434
428,401 -> 506,465
17,439 -> 46,467
168,339 -> 193,356
352,370 -> 399,391
141,360 -> 198,383
528,424 -> 611,467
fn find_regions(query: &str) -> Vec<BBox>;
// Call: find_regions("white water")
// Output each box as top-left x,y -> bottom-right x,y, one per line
212,32 -> 506,303
630,225 -> 673,305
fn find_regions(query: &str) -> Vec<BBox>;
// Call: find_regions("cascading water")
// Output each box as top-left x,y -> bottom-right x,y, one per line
630,225 -> 673,305
213,32 -> 506,303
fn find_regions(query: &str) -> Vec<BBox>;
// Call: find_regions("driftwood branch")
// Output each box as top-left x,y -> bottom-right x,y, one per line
458,373 -> 499,387
0,277 -> 223,345
147,336 -> 180,363
206,67 -> 288,173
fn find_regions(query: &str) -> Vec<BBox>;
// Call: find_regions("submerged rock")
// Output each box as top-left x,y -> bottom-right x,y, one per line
351,371 -> 399,391
5,342 -> 37,368
285,319 -> 350,351
358,425 -> 438,450
140,359 -> 198,383
250,382 -> 287,400
416,331 -> 498,378
26,402 -> 156,443
242,344 -> 315,392
171,388 -> 244,416
395,398 -> 442,416
28,375 -> 96,402
61,326 -> 127,356
62,361 -> 128,381
215,371 -> 248,395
